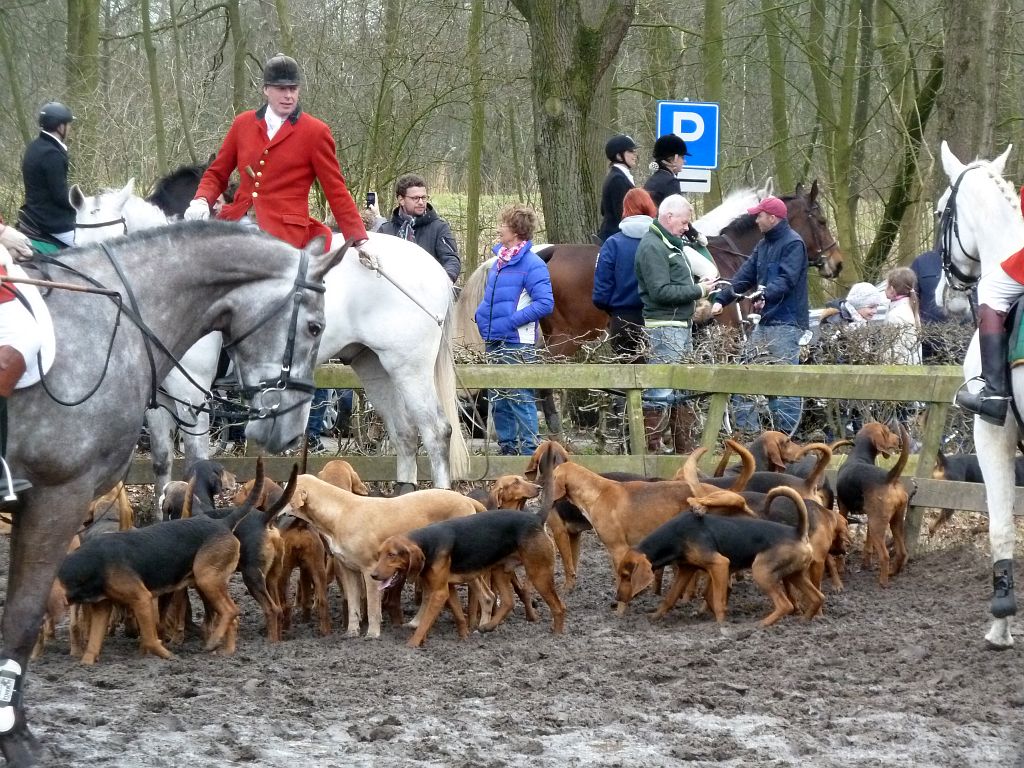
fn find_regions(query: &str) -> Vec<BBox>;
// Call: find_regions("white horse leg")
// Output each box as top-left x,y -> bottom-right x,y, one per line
351,355 -> 423,488
146,407 -> 176,509
364,355 -> 454,490
976,415 -> 1018,649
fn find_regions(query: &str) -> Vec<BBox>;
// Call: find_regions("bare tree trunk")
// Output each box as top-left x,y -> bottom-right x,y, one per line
66,0 -> 100,96
170,0 -> 198,164
510,0 -> 636,243
140,0 -> 168,174
863,54 -> 943,281
808,0 -> 861,269
226,0 -> 247,114
363,0 -> 400,196
0,10 -> 31,145
274,0 -> 295,58
464,0 -> 485,272
761,0 -> 793,193
936,0 -> 1006,161
702,0 -> 723,206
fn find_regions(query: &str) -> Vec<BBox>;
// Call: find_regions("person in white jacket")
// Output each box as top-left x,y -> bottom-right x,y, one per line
884,266 -> 922,365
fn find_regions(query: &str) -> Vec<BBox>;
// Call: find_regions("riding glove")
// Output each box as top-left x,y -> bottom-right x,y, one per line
184,199 -> 210,221
0,225 -> 32,262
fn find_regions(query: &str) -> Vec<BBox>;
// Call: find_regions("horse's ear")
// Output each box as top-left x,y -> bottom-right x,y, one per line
992,144 -> 1013,175
761,176 -> 774,198
794,181 -> 804,198
69,184 -> 84,211
115,178 -> 135,208
940,140 -> 967,181
808,179 -> 820,203
306,237 -> 344,283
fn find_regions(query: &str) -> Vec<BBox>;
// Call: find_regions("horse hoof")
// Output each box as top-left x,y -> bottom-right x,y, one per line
985,618 -> 1014,650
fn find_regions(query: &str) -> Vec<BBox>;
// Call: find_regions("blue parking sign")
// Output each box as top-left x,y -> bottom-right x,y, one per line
655,101 -> 720,170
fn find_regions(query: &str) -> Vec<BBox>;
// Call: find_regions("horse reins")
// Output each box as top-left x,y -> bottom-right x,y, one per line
20,242 -> 325,422
76,217 -> 127,235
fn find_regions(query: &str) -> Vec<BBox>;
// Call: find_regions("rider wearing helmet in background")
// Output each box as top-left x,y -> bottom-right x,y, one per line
597,134 -> 638,243
644,133 -> 691,208
17,102 -> 76,252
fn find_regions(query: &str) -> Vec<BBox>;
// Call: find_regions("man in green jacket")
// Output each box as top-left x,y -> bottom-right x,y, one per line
634,194 -> 714,452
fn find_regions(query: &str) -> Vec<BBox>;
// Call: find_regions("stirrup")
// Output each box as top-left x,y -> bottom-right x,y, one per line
0,457 -> 30,504
0,658 -> 23,733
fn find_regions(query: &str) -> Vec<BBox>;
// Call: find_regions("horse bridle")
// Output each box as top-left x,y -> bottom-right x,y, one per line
937,167 -> 983,295
801,202 -> 839,268
27,244 -> 324,421
222,249 -> 325,418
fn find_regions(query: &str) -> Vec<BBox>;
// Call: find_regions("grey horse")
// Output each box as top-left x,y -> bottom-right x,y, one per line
0,221 -> 343,765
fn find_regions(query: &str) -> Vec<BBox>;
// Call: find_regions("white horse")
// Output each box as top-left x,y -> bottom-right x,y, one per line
73,180 -> 220,501
935,140 -> 1022,649
75,182 -> 469,491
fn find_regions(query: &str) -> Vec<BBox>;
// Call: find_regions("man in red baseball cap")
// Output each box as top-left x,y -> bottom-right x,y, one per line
747,195 -> 788,223
711,195 -> 808,435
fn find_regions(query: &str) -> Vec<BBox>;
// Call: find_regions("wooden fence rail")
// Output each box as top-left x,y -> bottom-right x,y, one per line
126,363 -> 1011,553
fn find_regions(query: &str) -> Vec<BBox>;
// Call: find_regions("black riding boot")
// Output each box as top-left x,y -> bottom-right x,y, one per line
955,305 -> 1011,426
991,559 -> 1016,619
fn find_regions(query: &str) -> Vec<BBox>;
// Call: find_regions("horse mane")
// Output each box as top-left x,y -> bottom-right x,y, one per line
718,193 -> 798,238
148,163 -> 206,195
962,159 -> 1017,208
719,212 -> 756,237
79,220 -> 277,251
146,163 -> 210,216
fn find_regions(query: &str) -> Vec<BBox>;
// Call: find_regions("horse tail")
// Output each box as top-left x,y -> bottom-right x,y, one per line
438,288 -> 471,482
453,258 -> 492,355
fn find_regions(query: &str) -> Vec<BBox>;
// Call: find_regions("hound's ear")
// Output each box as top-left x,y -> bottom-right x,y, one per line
523,455 -> 539,481
631,558 -> 655,599
406,544 -> 425,577
765,437 -> 787,472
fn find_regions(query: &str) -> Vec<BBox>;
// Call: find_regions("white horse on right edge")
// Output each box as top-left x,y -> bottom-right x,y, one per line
935,140 -> 1022,649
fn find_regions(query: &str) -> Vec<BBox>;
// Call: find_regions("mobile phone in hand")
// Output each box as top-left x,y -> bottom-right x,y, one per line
366,191 -> 376,208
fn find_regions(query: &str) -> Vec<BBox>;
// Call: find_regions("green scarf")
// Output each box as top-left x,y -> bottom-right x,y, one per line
651,219 -> 686,251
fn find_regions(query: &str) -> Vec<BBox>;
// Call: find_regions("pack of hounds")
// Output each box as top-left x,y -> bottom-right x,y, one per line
36,421 -> 975,661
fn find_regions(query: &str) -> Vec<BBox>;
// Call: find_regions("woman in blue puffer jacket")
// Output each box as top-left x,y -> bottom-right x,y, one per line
474,205 -> 554,455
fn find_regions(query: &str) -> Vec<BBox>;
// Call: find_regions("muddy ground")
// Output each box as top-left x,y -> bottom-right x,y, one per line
5,503 -> 1024,768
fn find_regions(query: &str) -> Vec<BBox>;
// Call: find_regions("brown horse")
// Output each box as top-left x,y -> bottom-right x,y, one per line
509,181 -> 844,358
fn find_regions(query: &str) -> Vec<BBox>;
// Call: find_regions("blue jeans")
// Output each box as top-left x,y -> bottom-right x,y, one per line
643,324 -> 692,407
307,387 -> 330,437
732,323 -> 803,434
486,341 -> 540,455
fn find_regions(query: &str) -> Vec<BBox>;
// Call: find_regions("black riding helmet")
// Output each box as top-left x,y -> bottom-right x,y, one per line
605,134 -> 637,162
38,102 -> 74,132
652,133 -> 690,161
263,54 -> 301,86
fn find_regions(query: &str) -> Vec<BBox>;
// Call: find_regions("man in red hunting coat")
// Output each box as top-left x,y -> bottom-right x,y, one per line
185,54 -> 368,250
